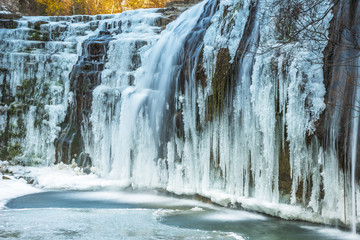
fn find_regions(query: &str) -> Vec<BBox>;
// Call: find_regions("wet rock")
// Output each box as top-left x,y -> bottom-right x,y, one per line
206,48 -> 233,120
99,30 -> 111,36
55,34 -> 113,166
195,47 -> 207,88
21,176 -> 35,184
160,0 -> 203,27
278,138 -> 291,204
156,17 -> 172,29
175,110 -> 184,139
0,20 -> 18,29
320,0 -> 360,178
33,21 -> 48,31
83,167 -> 91,175
165,0 -> 202,8
0,13 -> 21,20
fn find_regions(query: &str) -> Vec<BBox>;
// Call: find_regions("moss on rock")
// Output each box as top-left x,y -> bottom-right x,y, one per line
206,48 -> 233,120
195,47 -> 207,88
0,77 -> 52,162
0,20 -> 18,29
27,30 -> 49,41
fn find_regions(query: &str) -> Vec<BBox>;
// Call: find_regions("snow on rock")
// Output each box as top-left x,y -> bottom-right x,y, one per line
0,175 -> 41,209
0,10 -> 11,14
8,163 -> 131,191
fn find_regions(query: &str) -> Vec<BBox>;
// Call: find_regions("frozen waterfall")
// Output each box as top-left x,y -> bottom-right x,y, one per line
0,0 -> 359,229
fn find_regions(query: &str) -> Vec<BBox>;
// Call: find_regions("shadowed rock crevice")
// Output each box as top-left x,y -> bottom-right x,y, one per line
55,33 -> 113,167
161,0 -> 218,149
321,0 -> 360,177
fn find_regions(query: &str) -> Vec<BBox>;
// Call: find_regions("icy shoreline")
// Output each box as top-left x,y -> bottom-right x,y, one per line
0,161 -> 130,209
0,161 -> 359,234
0,176 -> 41,209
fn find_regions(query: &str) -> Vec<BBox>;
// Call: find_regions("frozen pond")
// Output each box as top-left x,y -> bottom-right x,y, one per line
0,191 -> 358,240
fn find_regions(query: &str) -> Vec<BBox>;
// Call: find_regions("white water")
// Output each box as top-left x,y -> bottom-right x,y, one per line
351,56 -> 360,233
0,12 -> 149,165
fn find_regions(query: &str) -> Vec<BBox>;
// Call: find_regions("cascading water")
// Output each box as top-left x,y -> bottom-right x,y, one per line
0,0 -> 359,229
351,77 -> 360,233
86,9 -> 167,177
351,51 -> 360,234
350,3 -> 360,233
321,0 -> 360,230
89,0 -> 218,184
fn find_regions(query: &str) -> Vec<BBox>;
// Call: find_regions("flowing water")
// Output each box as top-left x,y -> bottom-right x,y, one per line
0,191 -> 358,240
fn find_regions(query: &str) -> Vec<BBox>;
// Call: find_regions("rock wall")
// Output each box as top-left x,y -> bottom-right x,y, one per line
1,0 -> 46,16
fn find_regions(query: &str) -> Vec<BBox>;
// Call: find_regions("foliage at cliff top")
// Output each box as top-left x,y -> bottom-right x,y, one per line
36,0 -> 172,15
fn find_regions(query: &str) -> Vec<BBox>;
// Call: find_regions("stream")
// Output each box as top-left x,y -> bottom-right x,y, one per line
0,191 -> 358,240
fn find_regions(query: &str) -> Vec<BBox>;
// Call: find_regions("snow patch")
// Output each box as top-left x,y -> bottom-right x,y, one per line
0,10 -> 11,14
203,209 -> 266,222
190,206 -> 204,212
226,232 -> 245,240
153,209 -> 181,219
9,164 -> 130,191
0,175 -> 41,209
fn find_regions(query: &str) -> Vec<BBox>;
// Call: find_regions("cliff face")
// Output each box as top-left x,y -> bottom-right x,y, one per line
322,0 -> 360,175
320,0 -> 360,228
1,0 -> 46,16
0,0 -> 359,228
1,0 -> 20,14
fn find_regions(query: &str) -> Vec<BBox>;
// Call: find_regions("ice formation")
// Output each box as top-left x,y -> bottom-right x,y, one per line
0,0 -> 359,228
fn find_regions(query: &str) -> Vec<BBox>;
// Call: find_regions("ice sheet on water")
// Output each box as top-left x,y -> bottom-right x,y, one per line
202,209 -> 266,222
235,196 -> 323,223
65,190 -> 214,209
0,207 -> 247,240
